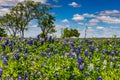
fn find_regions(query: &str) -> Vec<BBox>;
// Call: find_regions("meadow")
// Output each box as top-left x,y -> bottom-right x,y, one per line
0,36 -> 120,80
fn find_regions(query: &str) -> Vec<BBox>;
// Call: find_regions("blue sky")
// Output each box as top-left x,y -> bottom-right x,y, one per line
0,0 -> 120,38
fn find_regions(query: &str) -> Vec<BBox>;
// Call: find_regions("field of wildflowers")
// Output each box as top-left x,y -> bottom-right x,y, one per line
0,36 -> 120,80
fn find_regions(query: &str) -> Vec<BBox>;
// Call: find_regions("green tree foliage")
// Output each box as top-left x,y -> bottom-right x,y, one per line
0,13 -> 20,37
34,5 -> 56,38
62,28 -> 80,38
0,27 -> 7,37
10,1 -> 35,38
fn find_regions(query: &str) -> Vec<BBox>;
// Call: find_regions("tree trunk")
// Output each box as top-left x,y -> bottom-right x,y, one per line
13,32 -> 16,37
21,30 -> 24,39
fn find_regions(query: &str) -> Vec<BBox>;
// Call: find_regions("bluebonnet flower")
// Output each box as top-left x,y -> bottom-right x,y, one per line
89,52 -> 93,57
1,44 -> 6,50
84,50 -> 88,57
28,39 -> 33,45
49,36 -> 54,43
2,57 -> 8,65
90,46 -> 94,52
24,72 -> 28,78
78,46 -> 82,50
102,49 -> 106,53
36,35 -> 40,40
25,77 -> 29,80
77,57 -> 84,65
41,40 -> 45,45
5,54 -> 9,60
105,50 -> 111,55
76,49 -> 80,57
70,41 -> 74,47
24,54 -> 27,59
0,77 -> 2,80
13,52 -> 20,60
48,53 -> 52,57
44,36 -> 48,41
97,76 -> 102,80
0,68 -> 2,76
41,52 -> 47,57
84,72 -> 88,77
89,40 -> 93,45
18,75 -> 22,80
79,63 -> 85,71
54,50 -> 58,54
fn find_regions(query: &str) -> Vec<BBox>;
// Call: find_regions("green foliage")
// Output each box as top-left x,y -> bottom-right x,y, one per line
0,27 -> 7,37
62,28 -> 80,38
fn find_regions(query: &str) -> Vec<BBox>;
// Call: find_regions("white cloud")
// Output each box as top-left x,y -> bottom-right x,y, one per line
89,19 -> 99,23
61,19 -> 69,23
99,10 -> 120,16
82,13 -> 95,18
78,22 -> 84,25
68,2 -> 81,7
96,26 -> 105,30
97,16 -> 120,24
72,14 -> 84,21
0,0 -> 18,6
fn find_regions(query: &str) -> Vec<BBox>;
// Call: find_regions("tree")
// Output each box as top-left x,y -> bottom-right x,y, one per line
34,5 -> 56,38
0,27 -> 7,37
10,1 -> 37,38
0,13 -> 20,37
62,28 -> 80,38
70,29 -> 80,37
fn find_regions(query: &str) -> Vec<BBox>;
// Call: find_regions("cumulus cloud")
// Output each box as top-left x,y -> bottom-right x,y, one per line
96,26 -> 105,30
97,16 -> 120,24
72,14 -> 84,21
68,2 -> 81,7
89,19 -> 99,23
61,19 -> 69,23
98,10 -> 120,17
82,13 -> 95,18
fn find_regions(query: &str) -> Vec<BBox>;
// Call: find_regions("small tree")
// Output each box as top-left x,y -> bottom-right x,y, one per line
34,5 -> 56,38
62,28 -> 80,38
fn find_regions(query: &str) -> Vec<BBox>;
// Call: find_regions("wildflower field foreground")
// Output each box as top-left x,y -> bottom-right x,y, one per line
0,36 -> 120,80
